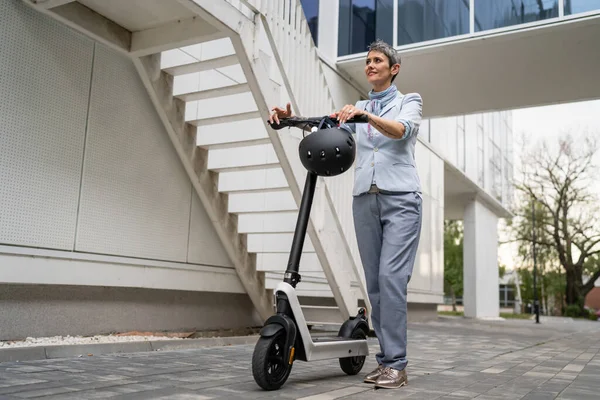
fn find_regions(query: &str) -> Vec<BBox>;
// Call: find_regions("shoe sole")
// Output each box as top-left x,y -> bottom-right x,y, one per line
363,378 -> 378,384
374,381 -> 407,389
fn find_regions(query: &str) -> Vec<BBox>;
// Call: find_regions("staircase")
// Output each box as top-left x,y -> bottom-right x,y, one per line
23,0 -> 369,326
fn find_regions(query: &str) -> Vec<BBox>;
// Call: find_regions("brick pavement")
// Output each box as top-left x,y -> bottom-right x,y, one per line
0,316 -> 598,399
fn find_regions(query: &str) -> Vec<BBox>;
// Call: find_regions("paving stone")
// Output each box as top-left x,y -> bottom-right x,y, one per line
0,318 -> 598,399
521,392 -> 559,400
557,388 -> 600,400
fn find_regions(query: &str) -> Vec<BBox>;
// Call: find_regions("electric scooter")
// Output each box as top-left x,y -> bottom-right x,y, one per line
251,114 -> 370,391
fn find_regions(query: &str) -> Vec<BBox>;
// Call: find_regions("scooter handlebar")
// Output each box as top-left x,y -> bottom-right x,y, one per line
268,114 -> 369,130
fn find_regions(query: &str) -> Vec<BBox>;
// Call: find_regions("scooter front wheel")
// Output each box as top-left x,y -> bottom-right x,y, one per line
338,328 -> 367,375
252,330 -> 293,390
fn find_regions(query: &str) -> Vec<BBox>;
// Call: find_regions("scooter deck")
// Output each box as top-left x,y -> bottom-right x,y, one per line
312,336 -> 363,343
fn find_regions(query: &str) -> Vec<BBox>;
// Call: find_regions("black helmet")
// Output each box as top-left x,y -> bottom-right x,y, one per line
298,125 -> 355,177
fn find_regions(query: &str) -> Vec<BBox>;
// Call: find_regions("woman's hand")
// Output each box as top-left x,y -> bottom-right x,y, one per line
331,104 -> 367,124
269,102 -> 294,125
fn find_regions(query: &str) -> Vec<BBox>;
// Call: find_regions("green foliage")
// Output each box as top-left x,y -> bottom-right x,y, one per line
499,264 -> 507,279
443,220 -> 463,300
564,304 -> 600,320
500,312 -> 533,320
564,304 -> 583,318
437,311 -> 533,319
583,255 -> 600,276
515,264 -> 565,315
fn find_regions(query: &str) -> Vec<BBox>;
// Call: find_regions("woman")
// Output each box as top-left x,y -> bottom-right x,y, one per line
269,40 -> 422,390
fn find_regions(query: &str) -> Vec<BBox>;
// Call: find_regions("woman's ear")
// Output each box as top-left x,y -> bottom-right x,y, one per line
391,63 -> 400,77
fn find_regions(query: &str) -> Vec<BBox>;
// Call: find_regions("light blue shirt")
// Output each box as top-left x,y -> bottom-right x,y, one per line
346,92 -> 423,196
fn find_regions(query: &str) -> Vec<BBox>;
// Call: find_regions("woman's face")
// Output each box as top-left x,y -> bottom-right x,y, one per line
364,50 -> 398,88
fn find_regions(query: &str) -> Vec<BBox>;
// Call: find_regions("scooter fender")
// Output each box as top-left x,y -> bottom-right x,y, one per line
338,309 -> 369,338
259,314 -> 297,364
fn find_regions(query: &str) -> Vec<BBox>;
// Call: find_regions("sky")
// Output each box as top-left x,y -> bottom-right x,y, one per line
512,99 -> 600,145
498,99 -> 600,271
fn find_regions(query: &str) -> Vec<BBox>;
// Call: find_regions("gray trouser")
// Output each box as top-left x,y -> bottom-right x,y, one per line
352,191 -> 422,371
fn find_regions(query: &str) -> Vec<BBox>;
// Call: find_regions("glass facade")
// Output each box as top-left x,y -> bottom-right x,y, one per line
474,0 -> 558,32
564,0 -> 600,14
338,0 -> 394,56
300,0 -> 320,45
397,0 -> 469,46
334,0 -> 600,55
499,284 -> 516,308
425,111 -> 514,207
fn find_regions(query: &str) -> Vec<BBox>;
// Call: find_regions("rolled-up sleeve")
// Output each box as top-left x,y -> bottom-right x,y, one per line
395,93 -> 423,141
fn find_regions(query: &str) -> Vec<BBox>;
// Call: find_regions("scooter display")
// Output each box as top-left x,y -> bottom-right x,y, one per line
251,114 -> 371,391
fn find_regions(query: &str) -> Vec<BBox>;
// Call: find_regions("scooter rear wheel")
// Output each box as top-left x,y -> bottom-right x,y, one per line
252,330 -> 293,390
338,328 -> 367,375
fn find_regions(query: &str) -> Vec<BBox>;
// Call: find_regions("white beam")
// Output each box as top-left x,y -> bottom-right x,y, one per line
23,1 -> 131,55
176,0 -> 254,36
163,54 -> 239,76
130,17 -> 227,57
32,0 -> 75,9
0,246 -> 245,294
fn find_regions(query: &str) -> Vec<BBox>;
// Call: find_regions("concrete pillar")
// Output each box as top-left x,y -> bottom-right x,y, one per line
463,198 -> 500,319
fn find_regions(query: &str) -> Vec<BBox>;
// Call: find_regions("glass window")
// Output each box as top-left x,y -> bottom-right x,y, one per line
474,0 -> 558,32
565,0 -> 600,14
504,159 -> 514,205
300,0 -> 320,45
398,0 -> 470,46
490,141 -> 502,201
338,0 -> 394,56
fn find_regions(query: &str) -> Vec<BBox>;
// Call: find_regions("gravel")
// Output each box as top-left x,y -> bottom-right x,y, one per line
0,334 -> 184,348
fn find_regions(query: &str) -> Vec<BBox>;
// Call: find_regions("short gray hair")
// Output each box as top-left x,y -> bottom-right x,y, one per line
367,39 -> 400,82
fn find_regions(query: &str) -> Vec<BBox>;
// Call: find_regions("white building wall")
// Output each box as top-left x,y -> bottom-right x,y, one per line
0,1 -> 264,340
0,1 -> 232,271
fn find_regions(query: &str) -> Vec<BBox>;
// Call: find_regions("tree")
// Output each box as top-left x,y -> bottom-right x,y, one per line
444,220 -> 463,311
509,198 -> 560,314
512,132 -> 600,315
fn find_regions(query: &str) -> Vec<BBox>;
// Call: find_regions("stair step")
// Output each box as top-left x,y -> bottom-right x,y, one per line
189,111 -> 261,127
227,191 -> 297,213
237,212 -> 298,234
256,253 -> 322,272
209,164 -> 280,173
247,233 -> 315,253
176,83 -> 250,102
162,54 -> 239,76
217,168 -> 288,193
265,274 -> 333,297
207,144 -> 280,173
172,66 -> 247,98
199,138 -> 272,150
196,118 -> 269,149
301,305 -> 344,325
185,91 -> 257,123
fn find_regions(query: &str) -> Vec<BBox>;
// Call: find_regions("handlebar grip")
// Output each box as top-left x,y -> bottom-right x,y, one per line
345,114 -> 369,124
267,118 -> 298,130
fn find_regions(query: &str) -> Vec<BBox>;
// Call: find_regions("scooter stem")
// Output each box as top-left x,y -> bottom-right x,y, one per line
284,171 -> 318,287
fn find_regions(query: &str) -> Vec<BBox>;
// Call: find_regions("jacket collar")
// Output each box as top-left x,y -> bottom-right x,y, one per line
379,91 -> 403,117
